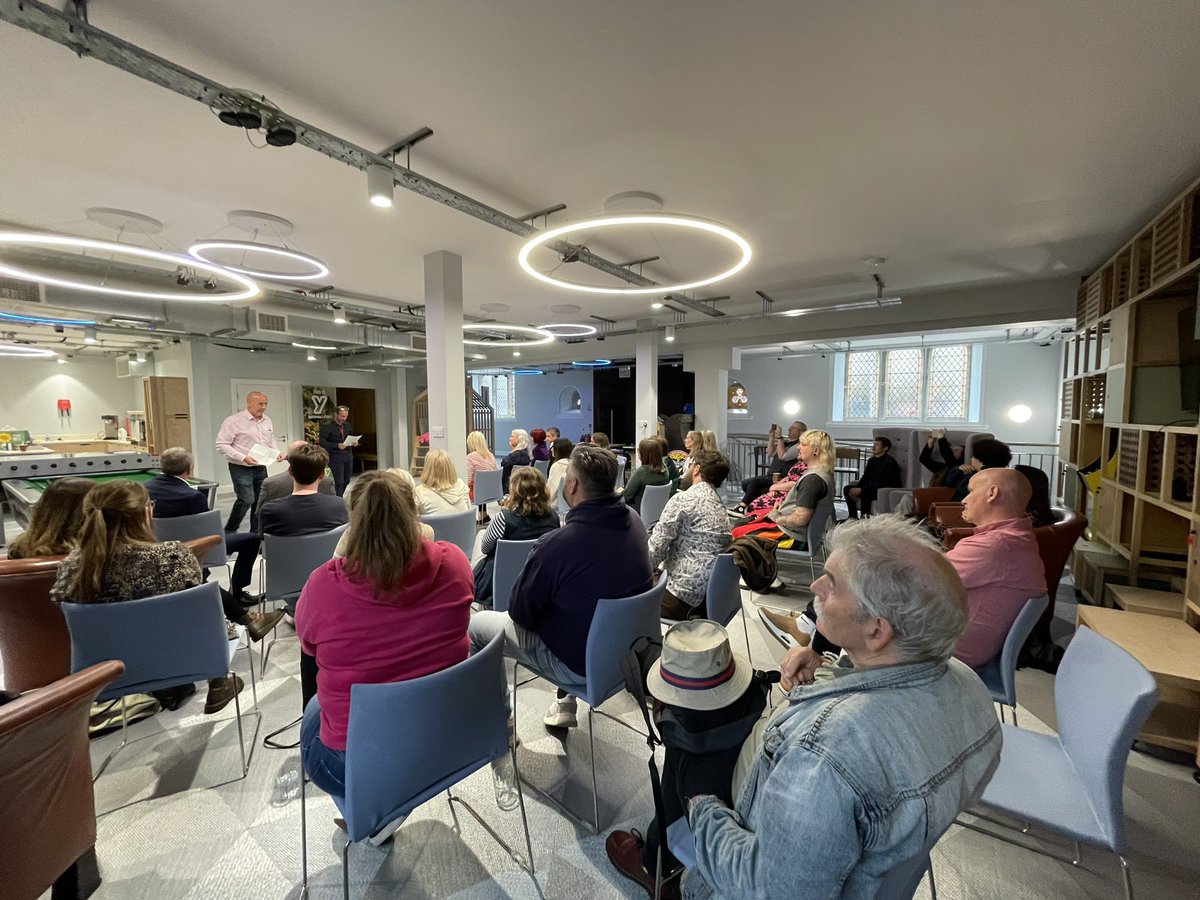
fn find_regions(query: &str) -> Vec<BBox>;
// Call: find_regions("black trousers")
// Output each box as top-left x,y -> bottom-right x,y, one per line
740,475 -> 773,505
329,453 -> 353,496
843,481 -> 877,519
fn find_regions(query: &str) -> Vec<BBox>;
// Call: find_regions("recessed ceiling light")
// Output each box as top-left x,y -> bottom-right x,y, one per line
56,356 -> 67,364
651,301 -> 664,310
513,350 -> 521,357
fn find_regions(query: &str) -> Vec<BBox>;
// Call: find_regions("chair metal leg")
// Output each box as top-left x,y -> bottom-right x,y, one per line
741,608 -> 753,665
444,754 -> 537,875
341,837 -> 351,900
1011,705 -> 1020,728
92,696 -> 130,782
232,677 -> 248,777
997,703 -> 1006,725
927,860 -> 937,899
588,707 -> 599,835
300,767 -> 308,898
1119,854 -> 1134,900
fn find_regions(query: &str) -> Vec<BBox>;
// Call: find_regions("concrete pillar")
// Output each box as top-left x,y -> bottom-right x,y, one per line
634,331 -> 659,459
423,250 -> 468,476
684,345 -> 741,452
389,365 -> 410,470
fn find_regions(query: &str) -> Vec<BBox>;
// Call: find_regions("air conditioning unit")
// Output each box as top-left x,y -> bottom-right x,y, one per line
254,311 -> 288,333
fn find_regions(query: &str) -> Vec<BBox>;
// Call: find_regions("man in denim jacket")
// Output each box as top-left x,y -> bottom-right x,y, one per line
684,517 -> 1001,899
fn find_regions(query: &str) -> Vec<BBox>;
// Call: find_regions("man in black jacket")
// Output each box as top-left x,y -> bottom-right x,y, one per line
318,405 -> 354,496
843,436 -> 903,518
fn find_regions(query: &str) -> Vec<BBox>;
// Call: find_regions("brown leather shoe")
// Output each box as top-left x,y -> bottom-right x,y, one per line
244,608 -> 286,642
605,829 -> 679,899
204,674 -> 245,714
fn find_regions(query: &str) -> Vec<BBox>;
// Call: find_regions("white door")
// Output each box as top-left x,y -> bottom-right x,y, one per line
230,379 -> 294,476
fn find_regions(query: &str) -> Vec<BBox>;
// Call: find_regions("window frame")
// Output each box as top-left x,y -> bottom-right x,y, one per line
470,372 -> 517,418
831,343 -> 982,424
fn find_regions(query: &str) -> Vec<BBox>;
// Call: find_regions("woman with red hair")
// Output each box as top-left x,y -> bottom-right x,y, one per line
529,428 -> 550,462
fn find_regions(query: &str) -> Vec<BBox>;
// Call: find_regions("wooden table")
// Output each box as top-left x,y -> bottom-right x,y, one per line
1106,585 -> 1186,618
1077,605 -> 1200,766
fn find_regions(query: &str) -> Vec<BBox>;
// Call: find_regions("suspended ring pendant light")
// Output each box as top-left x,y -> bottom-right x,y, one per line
0,232 -> 260,302
462,324 -> 555,347
188,240 -> 330,282
537,323 -> 598,337
517,213 -> 752,295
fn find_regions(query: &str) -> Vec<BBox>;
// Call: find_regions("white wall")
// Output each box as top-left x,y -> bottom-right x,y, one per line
728,341 -> 1061,446
492,370 -> 595,453
0,355 -> 138,440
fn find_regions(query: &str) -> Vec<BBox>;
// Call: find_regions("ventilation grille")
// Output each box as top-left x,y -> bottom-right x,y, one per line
0,277 -> 41,303
255,312 -> 288,333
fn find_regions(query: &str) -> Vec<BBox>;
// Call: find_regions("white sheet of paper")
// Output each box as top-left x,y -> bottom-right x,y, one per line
247,442 -> 278,465
343,434 -> 361,447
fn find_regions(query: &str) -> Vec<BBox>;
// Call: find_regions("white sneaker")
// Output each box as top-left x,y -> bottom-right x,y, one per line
543,696 -> 578,728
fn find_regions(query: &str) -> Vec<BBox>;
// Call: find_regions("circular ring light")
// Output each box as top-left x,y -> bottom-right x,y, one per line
189,240 -> 330,282
0,232 -> 259,302
571,359 -> 612,368
291,341 -> 339,351
539,323 -> 598,338
512,369 -> 545,376
0,344 -> 58,358
518,214 -> 752,295
462,324 -> 555,347
0,311 -> 96,326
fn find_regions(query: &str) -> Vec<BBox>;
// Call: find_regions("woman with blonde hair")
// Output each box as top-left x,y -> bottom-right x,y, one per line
48,480 -> 246,714
296,470 -> 473,797
500,428 -> 532,492
679,429 -> 717,490
471,466 -> 560,607
7,476 -> 93,559
466,430 -> 499,525
415,449 -> 471,514
733,430 -> 835,550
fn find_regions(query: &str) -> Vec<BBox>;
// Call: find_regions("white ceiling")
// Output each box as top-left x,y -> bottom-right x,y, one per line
2,0 -> 1200,361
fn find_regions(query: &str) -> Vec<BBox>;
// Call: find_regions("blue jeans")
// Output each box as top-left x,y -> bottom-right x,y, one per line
226,463 -> 267,533
301,695 -> 346,797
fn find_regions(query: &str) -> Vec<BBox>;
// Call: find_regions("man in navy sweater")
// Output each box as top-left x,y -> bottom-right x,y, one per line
468,444 -> 653,728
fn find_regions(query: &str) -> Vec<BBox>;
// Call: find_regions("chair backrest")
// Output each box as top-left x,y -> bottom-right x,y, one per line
913,486 -> 955,517
0,660 -> 124,900
702,554 -> 742,629
1034,508 -> 1088,604
872,427 -> 918,487
492,539 -> 537,613
930,502 -> 967,528
420,508 -> 476,558
61,582 -> 230,701
473,468 -> 504,506
1055,626 -> 1159,851
152,510 -> 227,567
801,500 -> 834,557
342,632 -> 508,841
991,595 -> 1049,705
0,555 -> 69,693
615,455 -> 627,489
557,481 -> 571,518
639,483 -> 673,529
533,459 -> 550,477
263,524 -> 348,603
583,572 -> 667,706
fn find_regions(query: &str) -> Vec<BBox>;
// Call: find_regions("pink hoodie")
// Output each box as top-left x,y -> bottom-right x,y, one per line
295,540 -> 473,750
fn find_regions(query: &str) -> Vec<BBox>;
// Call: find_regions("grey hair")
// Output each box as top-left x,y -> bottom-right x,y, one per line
159,446 -> 194,477
826,515 -> 967,662
510,429 -> 531,452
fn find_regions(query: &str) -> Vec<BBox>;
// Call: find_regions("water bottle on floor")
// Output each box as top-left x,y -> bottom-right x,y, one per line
273,765 -> 301,806
491,753 -> 519,811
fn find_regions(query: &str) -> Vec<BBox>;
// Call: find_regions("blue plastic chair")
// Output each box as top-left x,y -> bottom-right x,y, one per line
775,500 -> 834,582
492,539 -> 537,613
152,510 -> 227,568
961,625 -> 1159,900
421,508 -> 477,559
473,468 -> 503,508
61,582 -> 258,789
513,571 -> 667,833
533,459 -> 550,477
300,632 -> 533,897
661,553 -> 751,662
639,483 -> 673,530
260,524 -> 348,673
976,594 -> 1049,725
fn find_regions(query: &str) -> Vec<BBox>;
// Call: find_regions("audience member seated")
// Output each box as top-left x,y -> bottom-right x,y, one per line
465,430 -> 498,523
546,426 -> 560,444
546,437 -> 574,510
468,444 -> 652,728
590,432 -> 611,450
733,430 -> 835,549
414,449 -> 471,515
260,443 -> 349,536
943,437 -> 1012,502
737,421 -> 806,510
679,430 -> 718,491
500,428 -> 532,493
622,437 -> 673,514
254,440 -> 336,525
148,447 -> 265,606
6,476 -> 93,559
48,480 -> 245,714
947,467 -> 1047,670
529,428 -> 550,462
743,457 -> 807,516
1015,463 -> 1056,527
919,428 -> 964,487
609,516 -> 1001,899
650,450 -> 733,620
654,434 -> 681,488
843,435 -> 903,519
334,470 -> 433,558
472,467 -> 560,608
296,471 -> 473,799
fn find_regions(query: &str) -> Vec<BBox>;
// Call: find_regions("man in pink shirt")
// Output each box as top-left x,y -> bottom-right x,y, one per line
215,391 -> 281,534
948,467 -> 1047,670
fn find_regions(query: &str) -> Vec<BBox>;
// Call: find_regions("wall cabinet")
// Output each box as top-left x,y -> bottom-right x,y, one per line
143,376 -> 191,455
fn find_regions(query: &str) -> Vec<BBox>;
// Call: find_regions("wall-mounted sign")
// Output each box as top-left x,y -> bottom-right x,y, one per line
302,385 -> 335,443
728,380 -> 749,415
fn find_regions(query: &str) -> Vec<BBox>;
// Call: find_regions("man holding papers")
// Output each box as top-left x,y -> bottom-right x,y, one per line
318,404 -> 356,496
216,390 -> 282,533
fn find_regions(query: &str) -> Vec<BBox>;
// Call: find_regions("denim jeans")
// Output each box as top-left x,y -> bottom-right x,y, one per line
301,695 -> 346,797
468,610 -> 587,695
225,463 -> 267,533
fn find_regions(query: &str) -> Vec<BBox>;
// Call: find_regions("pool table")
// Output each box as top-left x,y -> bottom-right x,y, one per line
1,453 -> 218,536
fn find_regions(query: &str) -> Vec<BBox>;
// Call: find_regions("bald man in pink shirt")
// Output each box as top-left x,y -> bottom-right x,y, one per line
947,467 -> 1047,670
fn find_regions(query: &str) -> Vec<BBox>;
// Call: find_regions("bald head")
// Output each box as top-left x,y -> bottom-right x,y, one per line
245,391 -> 268,418
288,439 -> 308,451
961,467 -> 1030,527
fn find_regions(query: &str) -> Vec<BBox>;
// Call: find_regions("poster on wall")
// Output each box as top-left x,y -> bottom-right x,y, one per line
727,381 -> 749,415
302,385 -> 335,443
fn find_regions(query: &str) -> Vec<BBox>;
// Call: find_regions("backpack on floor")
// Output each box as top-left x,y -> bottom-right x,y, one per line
728,535 -> 778,592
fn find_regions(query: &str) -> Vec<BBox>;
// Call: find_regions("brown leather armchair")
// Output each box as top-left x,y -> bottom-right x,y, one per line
0,659 -> 125,900
0,556 -> 69,693
913,486 -> 955,518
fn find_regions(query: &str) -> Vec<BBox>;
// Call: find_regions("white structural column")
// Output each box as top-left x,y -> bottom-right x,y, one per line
634,330 -> 659,455
684,345 -> 740,452
423,250 -> 468,475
